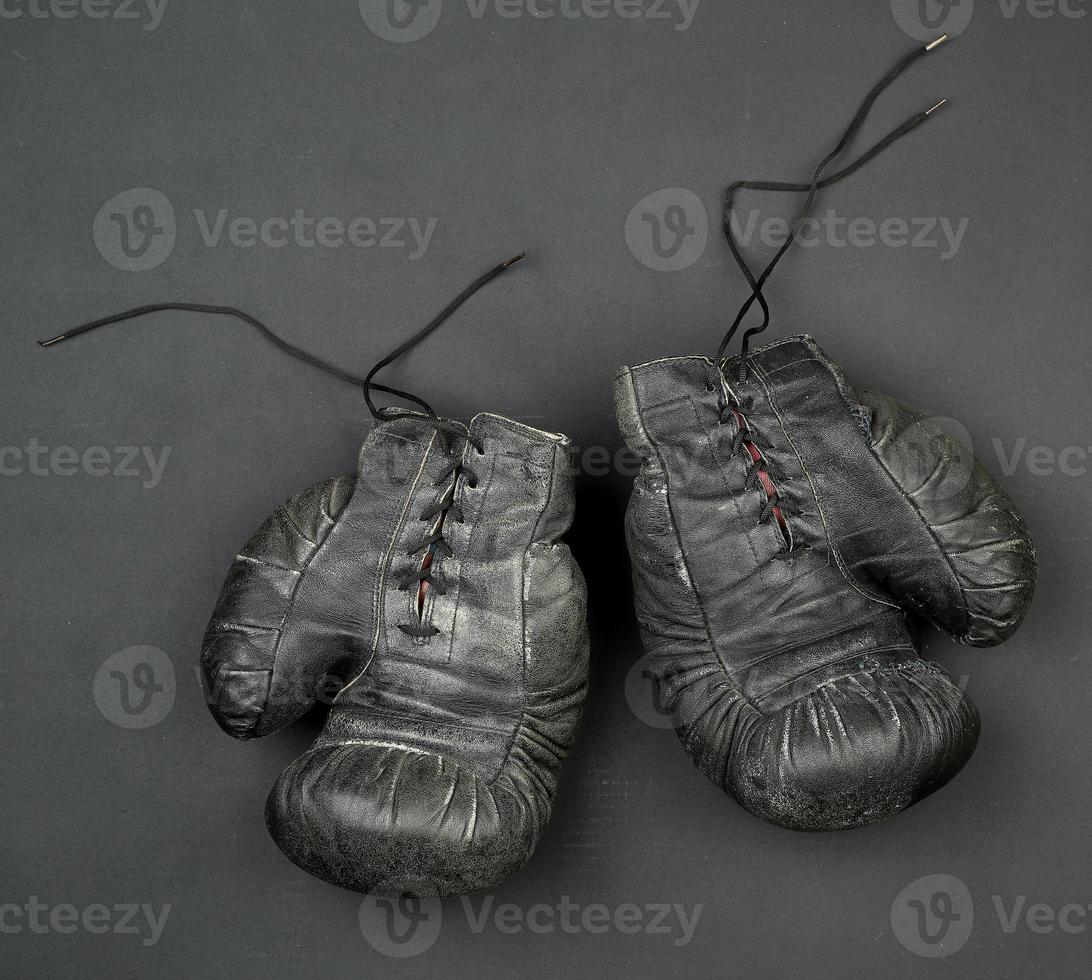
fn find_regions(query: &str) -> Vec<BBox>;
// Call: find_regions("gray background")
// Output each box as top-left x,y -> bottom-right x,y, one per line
2,1 -> 1090,977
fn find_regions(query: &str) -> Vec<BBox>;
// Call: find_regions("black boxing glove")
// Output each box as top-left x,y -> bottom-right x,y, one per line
615,336 -> 1035,831
202,412 -> 589,894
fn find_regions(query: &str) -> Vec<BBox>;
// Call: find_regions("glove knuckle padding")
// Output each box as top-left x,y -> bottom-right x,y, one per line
201,474 -> 357,739
857,389 -> 1037,646
206,414 -> 588,895
616,339 -> 1034,831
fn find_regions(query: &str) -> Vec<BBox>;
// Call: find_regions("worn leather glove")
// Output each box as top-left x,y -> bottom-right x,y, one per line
201,412 -> 589,894
615,336 -> 1036,831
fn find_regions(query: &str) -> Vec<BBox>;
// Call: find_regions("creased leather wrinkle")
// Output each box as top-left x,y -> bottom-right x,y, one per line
615,336 -> 1036,831
201,411 -> 589,894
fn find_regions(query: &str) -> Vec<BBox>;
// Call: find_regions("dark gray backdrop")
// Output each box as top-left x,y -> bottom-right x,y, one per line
3,1 -> 1089,977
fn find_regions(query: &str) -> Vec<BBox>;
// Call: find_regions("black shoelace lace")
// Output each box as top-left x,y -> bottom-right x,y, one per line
39,253 -> 526,638
361,254 -> 526,639
711,34 -> 952,561
710,384 -> 804,562
392,441 -> 482,639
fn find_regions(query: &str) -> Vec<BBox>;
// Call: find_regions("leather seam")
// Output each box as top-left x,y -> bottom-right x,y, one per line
700,397 -> 779,567
622,367 -> 763,720
863,418 -> 975,640
761,355 -> 826,378
339,433 -> 438,696
276,499 -> 320,548
489,442 -> 559,790
732,612 -> 907,673
750,360 -> 900,610
440,451 -> 497,662
234,553 -> 302,575
331,708 -> 514,738
251,477 -> 354,720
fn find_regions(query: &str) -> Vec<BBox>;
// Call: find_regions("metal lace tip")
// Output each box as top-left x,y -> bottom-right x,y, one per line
503,251 -> 527,268
925,99 -> 948,116
925,34 -> 949,52
38,333 -> 66,347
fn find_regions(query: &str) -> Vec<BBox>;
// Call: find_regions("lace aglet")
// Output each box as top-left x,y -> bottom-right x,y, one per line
925,99 -> 948,116
925,34 -> 949,52
38,333 -> 67,347
502,251 -> 526,269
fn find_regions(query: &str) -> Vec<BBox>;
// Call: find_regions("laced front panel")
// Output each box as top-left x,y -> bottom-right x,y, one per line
396,433 -> 484,639
40,253 -> 525,642
357,254 -> 524,640
713,380 -> 807,562
706,35 -> 954,561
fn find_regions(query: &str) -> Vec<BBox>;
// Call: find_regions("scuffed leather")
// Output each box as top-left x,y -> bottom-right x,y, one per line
201,412 -> 589,895
615,336 -> 1036,831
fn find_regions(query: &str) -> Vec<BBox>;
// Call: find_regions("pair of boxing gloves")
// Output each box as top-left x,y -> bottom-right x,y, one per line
200,334 -> 1036,896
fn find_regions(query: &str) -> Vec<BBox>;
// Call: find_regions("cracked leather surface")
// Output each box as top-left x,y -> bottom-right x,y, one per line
615,336 -> 1036,831
201,412 -> 589,894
